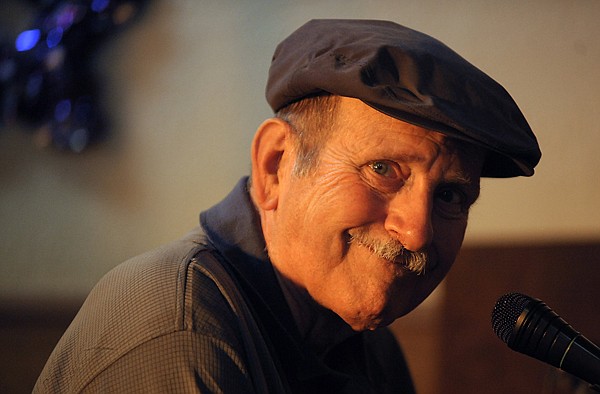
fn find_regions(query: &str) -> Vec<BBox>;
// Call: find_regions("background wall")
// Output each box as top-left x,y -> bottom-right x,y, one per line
2,0 -> 599,299
1,1 -> 599,393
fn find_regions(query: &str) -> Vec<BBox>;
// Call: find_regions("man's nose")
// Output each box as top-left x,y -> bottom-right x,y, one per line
383,188 -> 434,252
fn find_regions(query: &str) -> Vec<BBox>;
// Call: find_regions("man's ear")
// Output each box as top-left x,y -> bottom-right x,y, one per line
250,118 -> 293,211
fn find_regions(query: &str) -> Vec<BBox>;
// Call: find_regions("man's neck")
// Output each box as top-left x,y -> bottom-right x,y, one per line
273,268 -> 356,357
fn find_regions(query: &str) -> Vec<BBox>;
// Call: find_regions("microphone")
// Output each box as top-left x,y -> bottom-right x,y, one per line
491,292 -> 600,387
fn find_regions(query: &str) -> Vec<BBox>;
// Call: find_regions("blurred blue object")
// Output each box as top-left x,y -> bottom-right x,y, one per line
1,0 -> 150,152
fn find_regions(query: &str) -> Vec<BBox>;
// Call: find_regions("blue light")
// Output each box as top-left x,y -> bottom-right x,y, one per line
46,27 -> 64,49
91,0 -> 110,13
15,29 -> 41,52
54,99 -> 72,123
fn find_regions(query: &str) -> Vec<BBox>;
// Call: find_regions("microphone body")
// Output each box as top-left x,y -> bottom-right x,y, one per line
492,293 -> 600,387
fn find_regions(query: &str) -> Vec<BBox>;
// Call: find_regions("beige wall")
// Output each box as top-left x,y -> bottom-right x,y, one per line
1,0 -> 599,300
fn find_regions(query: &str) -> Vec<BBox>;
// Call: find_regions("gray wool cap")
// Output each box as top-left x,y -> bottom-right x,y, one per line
266,19 -> 541,178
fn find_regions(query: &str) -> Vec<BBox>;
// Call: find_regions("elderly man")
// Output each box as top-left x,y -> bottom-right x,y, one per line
34,19 -> 540,393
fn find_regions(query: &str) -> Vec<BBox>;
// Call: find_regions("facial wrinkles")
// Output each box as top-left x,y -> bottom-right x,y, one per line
284,165 -> 358,267
298,147 -> 361,207
295,168 -> 346,210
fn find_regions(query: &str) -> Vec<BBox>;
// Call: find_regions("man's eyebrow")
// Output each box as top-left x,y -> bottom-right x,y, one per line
446,172 -> 473,185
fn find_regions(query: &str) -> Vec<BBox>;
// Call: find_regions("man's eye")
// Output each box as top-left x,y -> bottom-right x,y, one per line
369,161 -> 395,177
437,189 -> 463,204
435,188 -> 468,217
364,161 -> 404,192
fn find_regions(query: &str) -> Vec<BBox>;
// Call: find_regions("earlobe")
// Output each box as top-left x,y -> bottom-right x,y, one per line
250,118 -> 292,211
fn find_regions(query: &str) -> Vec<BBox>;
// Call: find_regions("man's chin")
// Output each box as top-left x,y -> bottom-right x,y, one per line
345,314 -> 396,332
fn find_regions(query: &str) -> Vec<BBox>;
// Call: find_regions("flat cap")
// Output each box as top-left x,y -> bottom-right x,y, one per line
266,19 -> 541,177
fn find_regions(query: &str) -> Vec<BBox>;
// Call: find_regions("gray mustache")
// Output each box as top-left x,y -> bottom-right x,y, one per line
347,229 -> 430,275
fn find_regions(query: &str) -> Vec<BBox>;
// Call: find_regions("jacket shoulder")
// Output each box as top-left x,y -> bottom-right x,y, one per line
34,227 -> 250,393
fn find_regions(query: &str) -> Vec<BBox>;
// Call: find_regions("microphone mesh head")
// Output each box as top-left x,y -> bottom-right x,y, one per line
491,292 -> 532,344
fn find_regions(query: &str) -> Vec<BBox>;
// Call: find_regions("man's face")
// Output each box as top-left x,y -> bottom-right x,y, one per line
266,97 -> 484,331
